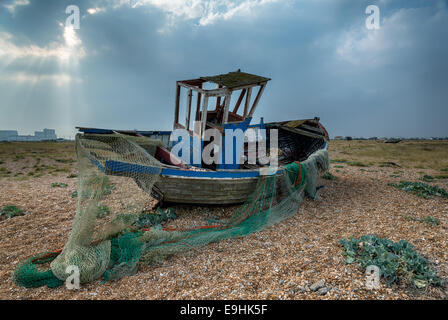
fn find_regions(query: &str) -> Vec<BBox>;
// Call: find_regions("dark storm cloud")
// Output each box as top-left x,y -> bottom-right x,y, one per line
0,0 -> 447,138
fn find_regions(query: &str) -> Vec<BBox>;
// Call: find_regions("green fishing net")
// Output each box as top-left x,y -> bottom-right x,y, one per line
13,133 -> 329,288
13,251 -> 64,288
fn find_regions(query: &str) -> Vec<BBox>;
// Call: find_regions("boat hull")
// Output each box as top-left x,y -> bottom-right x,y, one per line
156,175 -> 259,205
77,117 -> 329,205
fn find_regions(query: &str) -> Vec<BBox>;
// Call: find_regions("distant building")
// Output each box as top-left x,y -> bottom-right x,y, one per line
0,130 -> 19,141
334,136 -> 343,140
34,129 -> 57,140
0,128 -> 57,142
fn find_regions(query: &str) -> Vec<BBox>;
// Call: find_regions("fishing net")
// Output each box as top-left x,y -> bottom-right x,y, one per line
13,251 -> 64,288
13,133 -> 329,288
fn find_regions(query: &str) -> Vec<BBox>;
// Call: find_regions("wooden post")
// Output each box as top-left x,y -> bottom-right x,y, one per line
201,95 -> 209,138
186,89 -> 192,131
222,92 -> 231,124
195,85 -> 202,121
216,84 -> 222,110
248,84 -> 266,118
244,87 -> 252,118
233,89 -> 247,114
174,83 -> 181,128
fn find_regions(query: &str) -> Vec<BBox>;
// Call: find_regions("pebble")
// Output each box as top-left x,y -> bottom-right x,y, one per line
310,279 -> 325,292
296,286 -> 306,293
317,287 -> 330,295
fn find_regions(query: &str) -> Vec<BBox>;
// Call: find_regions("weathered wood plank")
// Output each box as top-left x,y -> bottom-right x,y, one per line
248,83 -> 266,117
174,84 -> 181,125
233,89 -> 247,114
222,93 -> 232,124
186,89 -> 192,130
155,170 -> 287,205
244,87 -> 252,118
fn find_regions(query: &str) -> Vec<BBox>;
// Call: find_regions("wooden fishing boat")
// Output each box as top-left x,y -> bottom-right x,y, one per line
77,71 -> 329,205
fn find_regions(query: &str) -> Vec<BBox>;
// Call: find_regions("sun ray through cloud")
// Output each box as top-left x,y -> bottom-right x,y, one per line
0,15 -> 86,136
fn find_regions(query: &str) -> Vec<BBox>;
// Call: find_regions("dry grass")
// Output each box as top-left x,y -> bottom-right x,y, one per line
0,142 -> 76,179
330,140 -> 448,170
0,140 -> 447,300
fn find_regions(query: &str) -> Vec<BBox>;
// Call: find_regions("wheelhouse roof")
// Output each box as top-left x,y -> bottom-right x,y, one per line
178,70 -> 271,91
200,70 -> 271,89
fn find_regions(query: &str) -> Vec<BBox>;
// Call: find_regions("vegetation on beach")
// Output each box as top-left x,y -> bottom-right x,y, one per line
340,235 -> 442,288
322,172 -> 337,180
388,181 -> 448,199
404,215 -> 440,226
51,182 -> 68,188
0,205 -> 28,220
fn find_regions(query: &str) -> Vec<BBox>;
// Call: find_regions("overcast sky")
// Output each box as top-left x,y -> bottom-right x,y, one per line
0,0 -> 447,138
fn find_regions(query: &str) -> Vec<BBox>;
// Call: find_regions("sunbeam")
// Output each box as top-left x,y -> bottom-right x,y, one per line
0,19 -> 86,137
